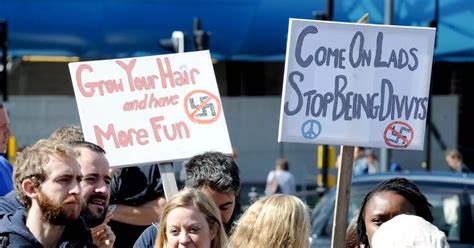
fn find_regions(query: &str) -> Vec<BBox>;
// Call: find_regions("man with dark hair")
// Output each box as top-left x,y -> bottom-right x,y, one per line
50,124 -> 165,248
73,141 -> 115,247
0,139 -> 95,247
0,103 -> 12,197
185,151 -> 241,230
133,151 -> 241,248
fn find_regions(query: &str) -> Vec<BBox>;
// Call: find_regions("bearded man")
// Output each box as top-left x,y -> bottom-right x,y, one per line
0,139 -> 95,247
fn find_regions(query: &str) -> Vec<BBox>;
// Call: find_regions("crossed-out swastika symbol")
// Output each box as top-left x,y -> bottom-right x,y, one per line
383,121 -> 414,148
387,125 -> 410,144
189,96 -> 216,117
184,89 -> 222,124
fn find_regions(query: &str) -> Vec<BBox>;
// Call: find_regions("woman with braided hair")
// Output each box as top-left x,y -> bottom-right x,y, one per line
356,177 -> 434,247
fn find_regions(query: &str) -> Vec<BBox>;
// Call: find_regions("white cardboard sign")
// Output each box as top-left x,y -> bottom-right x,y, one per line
69,51 -> 232,167
279,19 -> 436,150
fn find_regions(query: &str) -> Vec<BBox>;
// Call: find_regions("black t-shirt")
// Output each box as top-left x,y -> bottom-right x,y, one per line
109,164 -> 164,248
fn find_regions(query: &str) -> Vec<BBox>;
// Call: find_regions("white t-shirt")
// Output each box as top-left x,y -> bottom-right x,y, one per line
266,170 -> 296,194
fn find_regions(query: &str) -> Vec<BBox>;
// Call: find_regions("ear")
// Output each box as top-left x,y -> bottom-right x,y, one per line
22,179 -> 39,198
210,225 -> 218,240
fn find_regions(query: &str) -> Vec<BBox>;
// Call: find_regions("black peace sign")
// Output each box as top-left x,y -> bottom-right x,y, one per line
301,120 -> 322,140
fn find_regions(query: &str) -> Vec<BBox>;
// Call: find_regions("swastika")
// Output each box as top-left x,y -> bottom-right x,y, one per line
386,125 -> 411,145
383,121 -> 414,148
189,96 -> 216,117
184,89 -> 222,124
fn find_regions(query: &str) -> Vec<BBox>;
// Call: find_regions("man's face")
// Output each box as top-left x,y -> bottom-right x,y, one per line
37,154 -> 83,225
76,147 -> 111,227
200,187 -> 236,225
0,108 -> 10,152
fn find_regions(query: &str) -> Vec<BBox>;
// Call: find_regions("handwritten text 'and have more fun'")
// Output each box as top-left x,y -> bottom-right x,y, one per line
284,25 -> 429,121
73,57 -> 202,149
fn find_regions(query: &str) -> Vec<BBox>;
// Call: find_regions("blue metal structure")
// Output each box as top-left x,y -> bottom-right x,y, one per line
0,0 -> 472,61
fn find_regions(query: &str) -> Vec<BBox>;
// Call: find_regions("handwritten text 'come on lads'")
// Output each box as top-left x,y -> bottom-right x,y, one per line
284,26 -> 429,121
74,57 -> 200,149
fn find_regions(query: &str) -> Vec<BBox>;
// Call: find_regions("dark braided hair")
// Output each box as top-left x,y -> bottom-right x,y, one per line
356,177 -> 433,246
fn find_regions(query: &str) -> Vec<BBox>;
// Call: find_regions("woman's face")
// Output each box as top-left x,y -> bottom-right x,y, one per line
363,191 -> 416,246
165,206 -> 215,248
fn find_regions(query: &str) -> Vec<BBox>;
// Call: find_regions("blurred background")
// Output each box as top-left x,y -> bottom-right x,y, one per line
0,0 -> 472,203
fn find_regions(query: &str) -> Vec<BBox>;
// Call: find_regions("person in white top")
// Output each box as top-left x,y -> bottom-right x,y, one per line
265,158 -> 296,195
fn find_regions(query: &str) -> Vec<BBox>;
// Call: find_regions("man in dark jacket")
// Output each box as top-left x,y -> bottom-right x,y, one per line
0,139 -> 95,247
0,208 -> 93,247
0,191 -> 20,216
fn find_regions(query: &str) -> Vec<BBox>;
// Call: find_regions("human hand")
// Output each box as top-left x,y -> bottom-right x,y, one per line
90,205 -> 116,247
91,224 -> 115,248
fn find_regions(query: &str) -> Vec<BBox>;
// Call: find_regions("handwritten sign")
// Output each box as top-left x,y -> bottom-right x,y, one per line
278,19 -> 436,150
69,51 -> 232,167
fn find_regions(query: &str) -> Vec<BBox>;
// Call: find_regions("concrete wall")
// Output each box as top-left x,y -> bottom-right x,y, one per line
5,95 -> 458,186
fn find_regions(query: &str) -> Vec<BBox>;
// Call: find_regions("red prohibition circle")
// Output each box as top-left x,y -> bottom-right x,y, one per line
184,89 -> 222,124
383,121 -> 414,148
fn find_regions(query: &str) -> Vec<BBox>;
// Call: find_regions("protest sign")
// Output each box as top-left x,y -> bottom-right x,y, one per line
69,51 -> 232,168
279,19 -> 436,150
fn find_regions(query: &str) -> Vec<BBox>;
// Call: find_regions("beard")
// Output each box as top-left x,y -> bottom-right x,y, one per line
37,191 -> 82,226
81,193 -> 108,228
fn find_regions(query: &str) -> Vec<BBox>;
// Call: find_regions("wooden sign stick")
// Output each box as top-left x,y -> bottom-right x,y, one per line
330,14 -> 368,248
330,145 -> 355,248
158,162 -> 179,200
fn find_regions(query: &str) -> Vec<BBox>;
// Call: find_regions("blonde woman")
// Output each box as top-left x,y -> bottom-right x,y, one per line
229,194 -> 310,248
154,188 -> 227,248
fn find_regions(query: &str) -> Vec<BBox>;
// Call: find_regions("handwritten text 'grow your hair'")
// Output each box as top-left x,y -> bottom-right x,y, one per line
73,57 -> 202,149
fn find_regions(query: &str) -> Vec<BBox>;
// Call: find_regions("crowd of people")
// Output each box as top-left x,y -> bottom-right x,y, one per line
0,123 -> 311,247
0,111 -> 464,247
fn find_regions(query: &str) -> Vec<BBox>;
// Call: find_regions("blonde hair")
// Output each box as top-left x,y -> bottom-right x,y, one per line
13,139 -> 79,209
155,188 -> 227,248
229,194 -> 310,248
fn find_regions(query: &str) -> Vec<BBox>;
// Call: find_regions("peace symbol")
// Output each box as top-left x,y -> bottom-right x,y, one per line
301,120 -> 322,140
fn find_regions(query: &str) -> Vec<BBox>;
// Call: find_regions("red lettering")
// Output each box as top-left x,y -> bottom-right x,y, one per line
189,68 -> 199,84
149,116 -> 165,142
75,63 -> 124,97
136,129 -> 149,145
149,116 -> 190,142
116,59 -> 138,91
94,124 -> 120,148
76,64 -> 95,97
174,68 -> 200,86
116,59 -> 158,92
149,94 -> 179,109
94,124 -> 149,149
122,94 -> 179,112
156,57 -> 175,89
